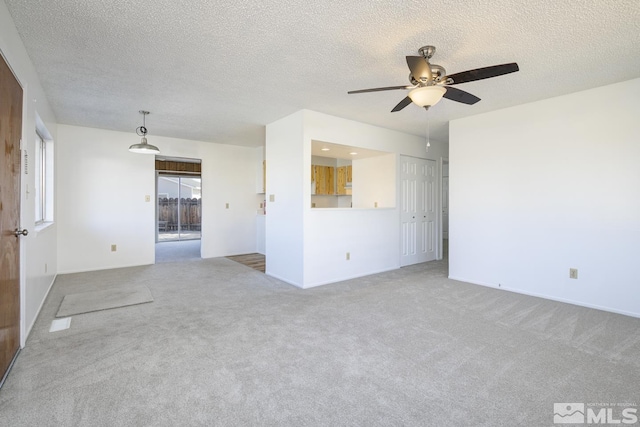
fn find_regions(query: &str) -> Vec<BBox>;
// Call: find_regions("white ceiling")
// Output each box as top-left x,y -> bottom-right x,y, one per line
4,0 -> 640,147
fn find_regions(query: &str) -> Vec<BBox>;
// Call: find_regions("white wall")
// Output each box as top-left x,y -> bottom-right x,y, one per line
255,145 -> 265,194
1,0 -> 59,344
265,111 -> 305,285
266,109 -> 446,288
305,208 -> 399,287
449,78 -> 640,317
352,154 -> 396,209
303,111 -> 436,287
57,125 -> 258,273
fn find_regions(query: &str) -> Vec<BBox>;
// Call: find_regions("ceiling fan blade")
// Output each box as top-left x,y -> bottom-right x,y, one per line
348,85 -> 408,94
406,56 -> 432,81
445,63 -> 519,85
443,86 -> 481,105
391,96 -> 413,112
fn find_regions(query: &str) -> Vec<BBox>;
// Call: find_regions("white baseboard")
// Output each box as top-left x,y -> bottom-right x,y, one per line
265,266 -> 398,289
57,262 -> 154,275
23,273 -> 57,347
448,275 -> 640,319
264,271 -> 303,288
302,267 -> 398,289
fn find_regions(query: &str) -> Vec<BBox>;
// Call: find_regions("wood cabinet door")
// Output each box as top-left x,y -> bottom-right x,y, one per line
312,165 -> 336,195
326,166 -> 334,195
313,166 -> 325,194
336,166 -> 346,195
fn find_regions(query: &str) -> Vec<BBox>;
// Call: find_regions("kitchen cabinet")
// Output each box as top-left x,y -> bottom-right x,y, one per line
312,165 -> 335,195
336,165 -> 352,195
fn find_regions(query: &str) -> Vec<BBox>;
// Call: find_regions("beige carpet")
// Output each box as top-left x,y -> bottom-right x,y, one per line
56,285 -> 153,317
2,257 -> 639,426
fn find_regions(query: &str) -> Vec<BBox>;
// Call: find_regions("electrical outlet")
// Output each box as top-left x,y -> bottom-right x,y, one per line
346,252 -> 350,261
312,202 -> 316,208
145,195 -> 151,202
374,202 -> 378,208
569,268 -> 578,279
225,203 -> 229,209
111,244 -> 117,252
269,194 -> 275,202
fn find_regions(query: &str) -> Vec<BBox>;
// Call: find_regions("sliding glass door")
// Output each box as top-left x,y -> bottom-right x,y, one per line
157,175 -> 201,242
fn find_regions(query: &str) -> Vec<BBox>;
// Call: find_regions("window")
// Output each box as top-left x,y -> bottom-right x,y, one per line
34,128 -> 53,224
35,132 -> 45,222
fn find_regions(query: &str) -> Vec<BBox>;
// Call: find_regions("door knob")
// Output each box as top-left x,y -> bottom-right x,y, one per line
14,228 -> 28,237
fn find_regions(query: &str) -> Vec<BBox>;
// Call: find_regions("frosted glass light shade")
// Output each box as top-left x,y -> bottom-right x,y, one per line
408,86 -> 446,107
129,136 -> 160,154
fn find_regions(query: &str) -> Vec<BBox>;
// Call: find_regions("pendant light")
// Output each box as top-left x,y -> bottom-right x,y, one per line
129,110 -> 160,154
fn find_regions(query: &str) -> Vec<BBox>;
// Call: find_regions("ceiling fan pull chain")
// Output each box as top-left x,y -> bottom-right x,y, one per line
426,109 -> 431,152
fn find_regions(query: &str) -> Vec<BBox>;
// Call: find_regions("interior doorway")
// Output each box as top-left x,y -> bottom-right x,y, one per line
439,157 -> 449,260
157,175 -> 202,242
155,157 -> 202,262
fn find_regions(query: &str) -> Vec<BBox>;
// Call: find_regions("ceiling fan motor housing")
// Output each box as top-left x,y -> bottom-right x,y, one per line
418,45 -> 436,60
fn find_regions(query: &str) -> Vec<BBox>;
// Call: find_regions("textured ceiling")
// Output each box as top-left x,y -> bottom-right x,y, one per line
4,0 -> 640,146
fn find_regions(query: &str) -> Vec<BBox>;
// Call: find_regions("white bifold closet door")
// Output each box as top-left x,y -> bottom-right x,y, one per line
400,156 -> 437,266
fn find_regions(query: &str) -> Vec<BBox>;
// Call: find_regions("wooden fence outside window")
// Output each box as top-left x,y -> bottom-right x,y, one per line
158,197 -> 201,231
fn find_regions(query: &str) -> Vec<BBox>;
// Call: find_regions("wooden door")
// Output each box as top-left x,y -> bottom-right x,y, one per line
0,53 -> 23,383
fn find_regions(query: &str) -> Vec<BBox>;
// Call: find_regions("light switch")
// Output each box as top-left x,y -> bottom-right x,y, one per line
269,194 -> 275,202
145,195 -> 151,202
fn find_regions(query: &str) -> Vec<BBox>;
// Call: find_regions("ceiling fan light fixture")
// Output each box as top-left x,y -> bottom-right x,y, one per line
129,110 -> 160,154
408,86 -> 446,108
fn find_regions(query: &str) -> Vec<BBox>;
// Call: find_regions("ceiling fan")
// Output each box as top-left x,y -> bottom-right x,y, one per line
348,45 -> 519,112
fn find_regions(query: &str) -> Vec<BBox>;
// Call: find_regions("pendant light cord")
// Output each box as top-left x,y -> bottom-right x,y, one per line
136,111 -> 149,137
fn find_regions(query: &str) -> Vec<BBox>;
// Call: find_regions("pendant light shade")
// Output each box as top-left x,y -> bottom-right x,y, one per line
129,110 -> 160,154
129,137 -> 160,154
408,86 -> 446,108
